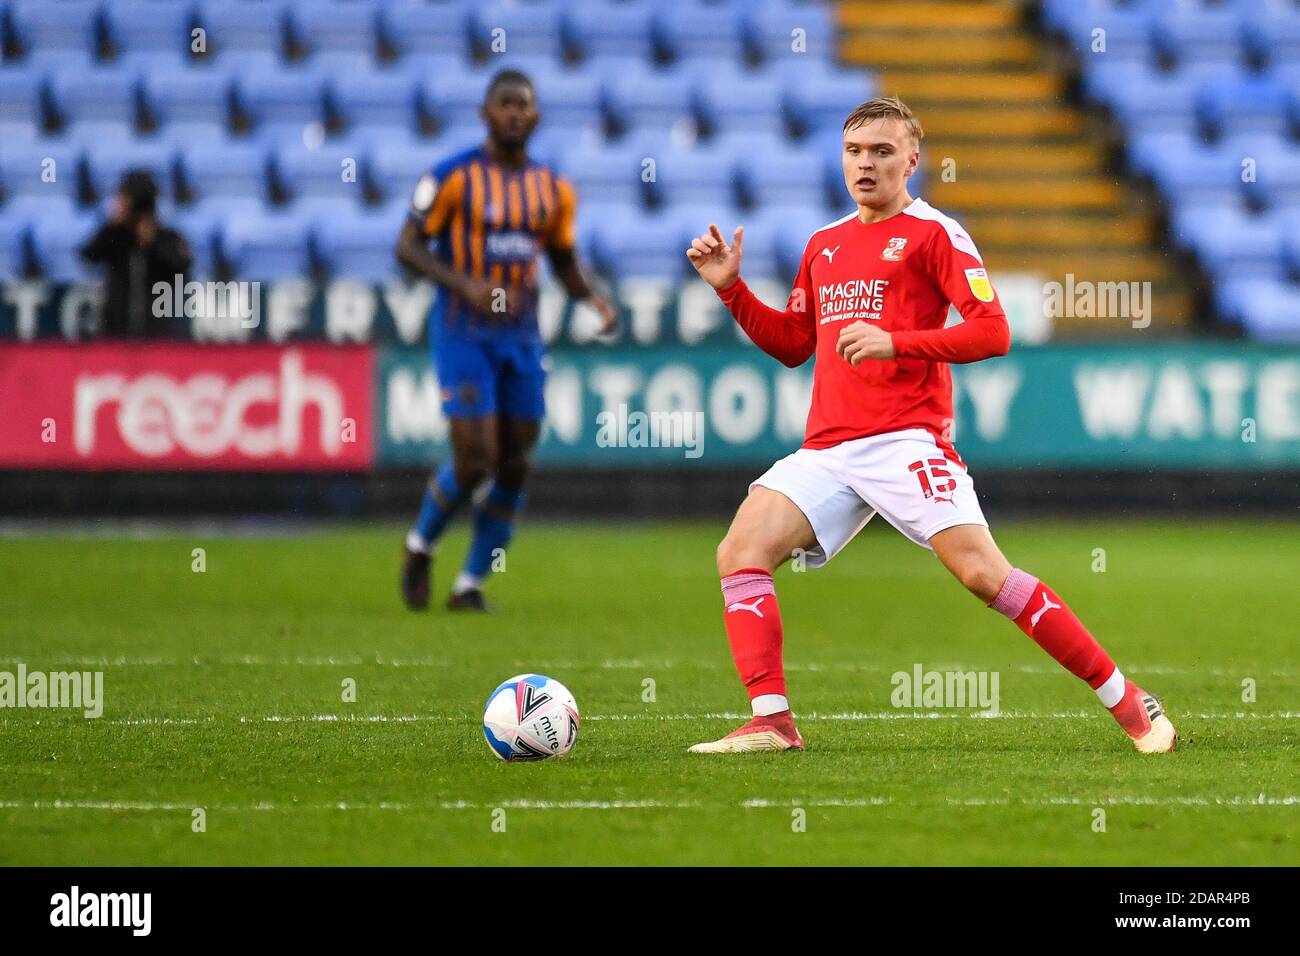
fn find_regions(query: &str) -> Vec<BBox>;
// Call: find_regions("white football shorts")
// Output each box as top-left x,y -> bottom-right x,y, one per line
751,428 -> 989,568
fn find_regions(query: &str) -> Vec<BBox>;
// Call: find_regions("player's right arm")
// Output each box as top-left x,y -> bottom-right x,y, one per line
395,168 -> 512,316
687,223 -> 816,368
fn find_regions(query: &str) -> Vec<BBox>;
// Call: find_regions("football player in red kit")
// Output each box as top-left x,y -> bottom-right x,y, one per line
685,97 -> 1176,755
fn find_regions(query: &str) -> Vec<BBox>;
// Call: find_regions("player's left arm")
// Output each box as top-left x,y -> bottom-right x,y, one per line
838,225 -> 1011,365
890,226 -> 1011,363
543,176 -> 617,335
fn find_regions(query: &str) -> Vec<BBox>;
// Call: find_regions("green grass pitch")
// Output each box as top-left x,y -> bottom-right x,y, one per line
1,518 -> 1296,866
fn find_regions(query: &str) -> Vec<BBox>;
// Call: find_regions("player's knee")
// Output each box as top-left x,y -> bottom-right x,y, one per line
455,446 -> 496,489
496,452 -> 531,489
953,558 -> 1003,602
716,532 -> 775,576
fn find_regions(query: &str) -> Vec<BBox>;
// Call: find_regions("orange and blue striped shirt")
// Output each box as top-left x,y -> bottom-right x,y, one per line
410,145 -> 577,342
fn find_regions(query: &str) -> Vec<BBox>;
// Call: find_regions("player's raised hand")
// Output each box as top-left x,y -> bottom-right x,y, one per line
686,224 -> 743,291
836,320 -> 896,364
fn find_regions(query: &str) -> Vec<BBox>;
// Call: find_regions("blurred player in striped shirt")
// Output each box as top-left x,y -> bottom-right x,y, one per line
397,70 -> 616,612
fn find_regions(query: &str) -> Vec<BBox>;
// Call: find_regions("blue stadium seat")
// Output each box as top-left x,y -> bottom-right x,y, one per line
114,50 -> 192,79
782,62 -> 876,137
1172,205 -> 1283,281
221,209 -> 314,279
1056,8 -> 1154,63
169,205 -> 219,279
196,0 -> 287,61
646,140 -> 737,208
759,203 -> 843,276
1215,278 -> 1300,342
1279,208 -> 1300,272
590,208 -> 689,281
142,63 -> 232,134
329,66 -> 420,137
1126,129 -> 1195,178
1244,7 -> 1300,66
730,138 -> 825,209
1251,149 -> 1300,211
1105,65 -> 1201,136
0,139 -> 82,203
572,199 -> 618,265
274,140 -> 368,206
563,1 -> 656,61
178,140 -> 271,204
370,139 -> 436,205
422,60 -> 498,129
289,0 -> 378,59
102,1 -> 195,59
469,3 -> 564,59
1147,144 -> 1246,206
1198,73 -> 1288,139
654,2 -> 745,64
431,121 -> 490,157
532,69 -> 604,136
527,124 -> 581,169
379,1 -> 470,60
693,65 -> 786,137
1154,8 -> 1246,68
0,216 -> 29,280
8,0 -> 101,58
743,1 -> 835,64
236,63 -> 327,141
560,140 -> 647,207
83,140 -> 177,203
31,213 -> 99,282
1275,63 -> 1300,132
0,63 -> 44,141
314,208 -> 404,281
48,66 -> 139,131
604,65 -> 695,137
1080,59 -> 1147,109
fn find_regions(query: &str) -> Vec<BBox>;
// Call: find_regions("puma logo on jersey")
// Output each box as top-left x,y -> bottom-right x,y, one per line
820,245 -> 839,264
881,237 -> 908,261
727,596 -> 766,618
1030,593 -> 1061,629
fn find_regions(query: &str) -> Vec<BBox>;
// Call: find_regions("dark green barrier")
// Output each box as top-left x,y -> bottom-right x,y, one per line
377,343 -> 1300,469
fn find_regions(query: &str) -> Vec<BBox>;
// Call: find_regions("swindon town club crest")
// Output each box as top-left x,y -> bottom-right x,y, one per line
881,236 -> 908,261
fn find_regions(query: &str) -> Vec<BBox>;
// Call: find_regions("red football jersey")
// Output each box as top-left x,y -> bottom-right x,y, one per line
717,198 -> 1010,453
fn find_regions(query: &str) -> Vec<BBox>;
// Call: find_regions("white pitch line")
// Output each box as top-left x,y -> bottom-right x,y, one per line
0,656 -> 1295,679
0,656 -> 451,668
84,710 -> 1298,727
4,710 -> 1295,728
2,795 -> 1296,813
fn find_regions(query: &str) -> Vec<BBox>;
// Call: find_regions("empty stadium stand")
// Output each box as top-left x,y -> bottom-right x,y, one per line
0,0 -> 1290,338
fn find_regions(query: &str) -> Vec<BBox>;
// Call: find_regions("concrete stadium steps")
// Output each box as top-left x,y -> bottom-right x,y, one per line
842,32 -> 1040,68
985,251 -> 1173,279
920,142 -> 1105,176
929,178 -> 1126,209
881,69 -> 1063,103
836,0 -> 1194,331
959,213 -> 1158,248
838,1 -> 1021,30
905,105 -> 1083,139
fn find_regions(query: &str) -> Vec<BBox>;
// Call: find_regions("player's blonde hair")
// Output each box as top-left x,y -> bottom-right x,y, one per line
843,96 -> 923,145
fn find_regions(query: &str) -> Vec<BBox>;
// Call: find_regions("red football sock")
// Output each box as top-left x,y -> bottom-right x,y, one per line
990,569 -> 1119,695
720,568 -> 788,714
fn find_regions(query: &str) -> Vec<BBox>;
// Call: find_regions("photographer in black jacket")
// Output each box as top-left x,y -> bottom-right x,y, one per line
79,170 -> 192,338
